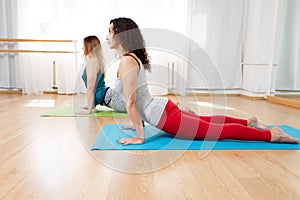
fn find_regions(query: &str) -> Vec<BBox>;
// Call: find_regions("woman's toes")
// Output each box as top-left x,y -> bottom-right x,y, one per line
248,116 -> 269,130
270,127 -> 299,144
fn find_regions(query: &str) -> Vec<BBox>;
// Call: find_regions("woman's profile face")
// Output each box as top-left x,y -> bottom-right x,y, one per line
106,23 -> 118,49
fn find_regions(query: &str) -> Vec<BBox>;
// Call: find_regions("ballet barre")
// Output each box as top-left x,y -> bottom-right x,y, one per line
0,38 -> 79,92
0,38 -> 78,54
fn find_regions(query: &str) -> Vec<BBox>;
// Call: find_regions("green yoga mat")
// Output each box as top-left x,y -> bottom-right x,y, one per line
41,106 -> 128,117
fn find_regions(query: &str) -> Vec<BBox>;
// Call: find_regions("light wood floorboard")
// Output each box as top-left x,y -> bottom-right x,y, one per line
0,94 -> 300,200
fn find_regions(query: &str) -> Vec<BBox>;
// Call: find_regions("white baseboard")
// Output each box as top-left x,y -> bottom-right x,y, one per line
186,88 -> 241,95
185,88 -> 275,98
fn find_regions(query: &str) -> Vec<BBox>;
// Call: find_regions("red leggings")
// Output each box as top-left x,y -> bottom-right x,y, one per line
156,100 -> 271,141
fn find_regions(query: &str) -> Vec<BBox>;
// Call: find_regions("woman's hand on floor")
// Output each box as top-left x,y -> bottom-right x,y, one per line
118,137 -> 144,145
81,106 -> 88,110
75,109 -> 91,115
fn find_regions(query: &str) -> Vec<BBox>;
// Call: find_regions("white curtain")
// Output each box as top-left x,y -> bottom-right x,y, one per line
0,0 -> 9,88
3,0 -> 252,94
0,0 -> 20,89
187,0 -> 245,90
12,0 -> 188,94
275,0 -> 300,91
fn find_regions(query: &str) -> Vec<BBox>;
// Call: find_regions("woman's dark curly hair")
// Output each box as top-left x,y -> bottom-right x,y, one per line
110,17 -> 151,72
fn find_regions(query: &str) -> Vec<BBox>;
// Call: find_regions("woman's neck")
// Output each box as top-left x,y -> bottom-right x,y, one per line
115,46 -> 127,58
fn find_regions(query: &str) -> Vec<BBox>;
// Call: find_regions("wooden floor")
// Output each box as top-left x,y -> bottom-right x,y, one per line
1,93 -> 300,200
267,95 -> 300,109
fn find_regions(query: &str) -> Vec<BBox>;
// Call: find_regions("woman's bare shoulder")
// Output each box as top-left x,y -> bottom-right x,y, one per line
87,57 -> 99,64
120,55 -> 139,71
87,57 -> 101,70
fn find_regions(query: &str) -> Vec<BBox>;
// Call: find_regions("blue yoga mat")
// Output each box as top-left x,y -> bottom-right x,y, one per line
91,124 -> 300,150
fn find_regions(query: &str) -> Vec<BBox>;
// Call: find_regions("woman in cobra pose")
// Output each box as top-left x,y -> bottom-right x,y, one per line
105,17 -> 299,145
75,35 -> 126,115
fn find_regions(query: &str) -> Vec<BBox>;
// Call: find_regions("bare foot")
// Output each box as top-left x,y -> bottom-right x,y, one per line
247,116 -> 269,130
270,126 -> 299,144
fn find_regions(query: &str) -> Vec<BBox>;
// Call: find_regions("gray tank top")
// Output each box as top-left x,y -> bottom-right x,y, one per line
114,55 -> 168,126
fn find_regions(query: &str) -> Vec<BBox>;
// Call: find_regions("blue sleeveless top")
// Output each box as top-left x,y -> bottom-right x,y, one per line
82,67 -> 107,105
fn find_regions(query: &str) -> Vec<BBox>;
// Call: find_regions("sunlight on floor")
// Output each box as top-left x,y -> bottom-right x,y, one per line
25,99 -> 55,108
191,101 -> 235,111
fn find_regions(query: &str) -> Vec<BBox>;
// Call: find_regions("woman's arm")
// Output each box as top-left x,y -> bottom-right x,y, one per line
118,56 -> 145,145
75,59 -> 98,114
